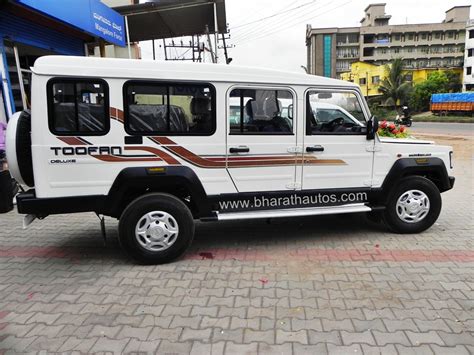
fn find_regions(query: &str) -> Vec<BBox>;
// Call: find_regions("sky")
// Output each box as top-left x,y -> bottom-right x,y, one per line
140,0 -> 472,73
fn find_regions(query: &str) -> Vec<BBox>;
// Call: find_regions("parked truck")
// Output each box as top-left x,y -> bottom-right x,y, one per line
430,92 -> 474,114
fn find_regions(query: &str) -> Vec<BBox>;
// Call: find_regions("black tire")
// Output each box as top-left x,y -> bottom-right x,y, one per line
383,176 -> 441,234
119,193 -> 195,264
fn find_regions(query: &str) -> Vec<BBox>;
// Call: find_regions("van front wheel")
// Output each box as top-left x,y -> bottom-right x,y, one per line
383,176 -> 441,234
119,193 -> 195,264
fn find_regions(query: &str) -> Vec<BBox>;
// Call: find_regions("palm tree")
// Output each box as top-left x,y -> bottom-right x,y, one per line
378,58 -> 412,109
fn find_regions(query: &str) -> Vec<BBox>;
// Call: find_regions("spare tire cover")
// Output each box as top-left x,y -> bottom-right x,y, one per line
16,111 -> 34,187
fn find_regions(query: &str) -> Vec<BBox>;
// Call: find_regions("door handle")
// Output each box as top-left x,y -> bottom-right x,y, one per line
306,145 -> 324,152
229,146 -> 250,153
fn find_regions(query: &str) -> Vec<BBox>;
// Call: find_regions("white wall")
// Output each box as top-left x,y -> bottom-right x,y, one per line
464,22 -> 474,91
100,0 -> 134,7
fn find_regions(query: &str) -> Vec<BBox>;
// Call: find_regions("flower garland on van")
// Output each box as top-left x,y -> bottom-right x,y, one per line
377,120 -> 410,138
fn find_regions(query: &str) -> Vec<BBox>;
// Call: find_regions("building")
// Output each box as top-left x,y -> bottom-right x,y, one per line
92,0 -> 141,59
340,61 -> 462,97
464,20 -> 474,91
0,0 -> 126,122
306,4 -> 470,79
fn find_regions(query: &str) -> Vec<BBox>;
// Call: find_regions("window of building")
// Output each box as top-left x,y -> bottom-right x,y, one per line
48,79 -> 109,135
408,33 -> 414,41
394,34 -> 401,41
124,82 -> 215,135
359,78 -> 367,85
470,30 -> 474,39
372,76 -> 380,84
323,35 -> 332,77
434,32 -> 441,39
421,33 -> 427,40
306,91 -> 366,135
468,67 -> 472,75
468,48 -> 473,57
447,31 -> 454,39
229,89 -> 294,135
404,74 -> 413,82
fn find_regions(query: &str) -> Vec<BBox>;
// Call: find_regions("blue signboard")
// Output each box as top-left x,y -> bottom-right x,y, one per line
14,0 -> 125,47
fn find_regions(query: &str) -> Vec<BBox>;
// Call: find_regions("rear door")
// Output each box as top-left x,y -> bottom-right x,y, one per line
226,87 -> 298,192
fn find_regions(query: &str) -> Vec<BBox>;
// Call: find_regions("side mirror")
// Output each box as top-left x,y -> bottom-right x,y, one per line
366,115 -> 378,140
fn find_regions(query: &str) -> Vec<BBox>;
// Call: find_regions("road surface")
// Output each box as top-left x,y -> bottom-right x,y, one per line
409,122 -> 473,136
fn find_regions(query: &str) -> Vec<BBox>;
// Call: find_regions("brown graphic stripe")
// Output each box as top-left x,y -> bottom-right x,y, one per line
110,107 -> 124,122
151,136 -> 346,167
150,136 -> 176,145
57,137 -> 88,146
124,146 -> 180,165
92,155 -> 163,162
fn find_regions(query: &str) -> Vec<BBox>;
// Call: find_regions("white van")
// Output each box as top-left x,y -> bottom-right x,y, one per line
3,56 -> 454,264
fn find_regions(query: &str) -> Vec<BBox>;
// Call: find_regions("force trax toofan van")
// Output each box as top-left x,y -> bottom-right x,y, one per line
2,56 -> 454,264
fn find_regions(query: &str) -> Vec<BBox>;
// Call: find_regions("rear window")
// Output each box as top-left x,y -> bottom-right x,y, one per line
124,81 -> 215,136
48,79 -> 109,136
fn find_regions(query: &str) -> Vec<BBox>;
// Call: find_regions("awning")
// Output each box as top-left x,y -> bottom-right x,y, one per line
11,0 -> 126,46
114,0 -> 227,42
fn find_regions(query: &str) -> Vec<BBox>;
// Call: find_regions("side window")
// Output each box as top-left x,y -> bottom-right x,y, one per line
49,79 -> 109,135
124,82 -> 215,135
229,88 -> 294,135
306,91 -> 367,135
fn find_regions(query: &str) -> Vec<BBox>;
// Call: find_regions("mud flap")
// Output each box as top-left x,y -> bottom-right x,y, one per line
0,170 -> 13,213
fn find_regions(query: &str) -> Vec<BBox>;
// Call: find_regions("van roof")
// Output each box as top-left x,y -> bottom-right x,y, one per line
33,56 -> 358,88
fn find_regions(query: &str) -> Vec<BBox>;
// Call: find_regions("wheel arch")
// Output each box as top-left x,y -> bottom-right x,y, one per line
104,166 -> 212,219
379,158 -> 452,201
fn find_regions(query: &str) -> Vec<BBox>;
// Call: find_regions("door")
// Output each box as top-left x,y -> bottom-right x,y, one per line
301,89 -> 374,191
226,87 -> 298,192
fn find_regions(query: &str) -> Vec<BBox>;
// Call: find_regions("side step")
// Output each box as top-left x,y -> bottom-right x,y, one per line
217,203 -> 371,221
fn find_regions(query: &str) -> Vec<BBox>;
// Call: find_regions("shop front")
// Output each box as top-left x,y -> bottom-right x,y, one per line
0,0 -> 125,122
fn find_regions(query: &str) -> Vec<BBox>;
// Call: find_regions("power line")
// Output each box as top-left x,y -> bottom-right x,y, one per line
231,0 -> 326,43
232,1 -> 337,45
233,0 -> 350,46
229,0 -> 316,30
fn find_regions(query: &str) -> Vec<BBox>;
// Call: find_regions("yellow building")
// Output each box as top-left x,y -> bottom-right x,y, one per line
340,62 -> 463,97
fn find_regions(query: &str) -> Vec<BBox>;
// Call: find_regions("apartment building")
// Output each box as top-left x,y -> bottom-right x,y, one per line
306,4 -> 470,78
464,20 -> 474,91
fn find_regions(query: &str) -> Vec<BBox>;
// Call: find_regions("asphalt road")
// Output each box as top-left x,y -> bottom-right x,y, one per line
409,122 -> 474,136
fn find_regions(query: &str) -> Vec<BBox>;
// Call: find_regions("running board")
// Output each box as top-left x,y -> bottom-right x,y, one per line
217,203 -> 371,221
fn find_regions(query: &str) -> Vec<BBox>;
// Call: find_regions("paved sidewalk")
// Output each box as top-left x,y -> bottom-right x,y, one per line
0,136 -> 473,354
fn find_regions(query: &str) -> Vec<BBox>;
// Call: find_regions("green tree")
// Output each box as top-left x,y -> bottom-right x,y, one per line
378,58 -> 412,109
409,71 -> 449,112
444,70 -> 462,93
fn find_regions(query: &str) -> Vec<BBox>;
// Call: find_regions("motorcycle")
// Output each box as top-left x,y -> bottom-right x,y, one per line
395,106 -> 412,127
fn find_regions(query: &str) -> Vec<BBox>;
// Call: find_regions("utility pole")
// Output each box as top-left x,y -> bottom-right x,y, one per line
205,25 -> 217,63
218,33 -> 234,64
366,71 -> 369,98
161,37 -> 204,62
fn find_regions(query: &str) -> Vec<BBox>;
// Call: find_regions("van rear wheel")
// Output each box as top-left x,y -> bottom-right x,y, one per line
119,193 -> 194,264
383,176 -> 441,234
